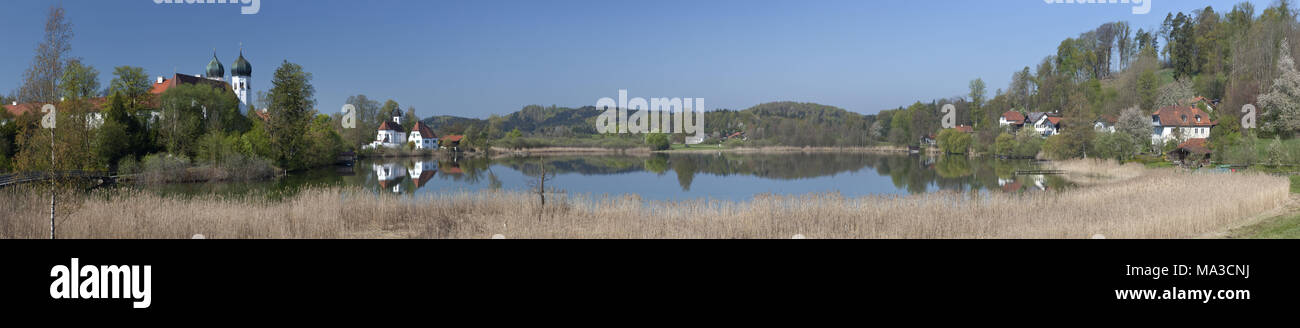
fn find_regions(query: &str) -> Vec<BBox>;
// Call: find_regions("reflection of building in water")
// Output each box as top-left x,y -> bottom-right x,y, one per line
374,162 -> 407,193
409,160 -> 438,190
439,161 -> 464,175
998,176 -> 1048,192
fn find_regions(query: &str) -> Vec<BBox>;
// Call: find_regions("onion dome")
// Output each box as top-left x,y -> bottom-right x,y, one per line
205,52 -> 225,78
232,50 -> 252,77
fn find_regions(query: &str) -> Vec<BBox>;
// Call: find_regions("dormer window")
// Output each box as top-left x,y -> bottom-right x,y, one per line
1196,115 -> 1201,123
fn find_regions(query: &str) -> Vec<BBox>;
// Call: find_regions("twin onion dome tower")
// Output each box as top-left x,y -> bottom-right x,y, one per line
203,47 -> 254,112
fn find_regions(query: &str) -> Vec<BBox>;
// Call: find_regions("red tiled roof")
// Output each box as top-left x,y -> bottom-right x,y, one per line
1046,117 -> 1062,125
1177,138 -> 1212,154
443,135 -> 463,143
411,121 -> 437,139
5,98 -> 109,117
1154,106 -> 1215,127
1096,114 -> 1117,124
954,125 -> 974,133
149,74 -> 231,95
1001,111 -> 1025,124
378,120 -> 405,131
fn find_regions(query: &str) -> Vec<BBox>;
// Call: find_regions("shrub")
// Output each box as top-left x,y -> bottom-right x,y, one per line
994,133 -> 1015,156
646,133 -> 671,151
937,129 -> 971,154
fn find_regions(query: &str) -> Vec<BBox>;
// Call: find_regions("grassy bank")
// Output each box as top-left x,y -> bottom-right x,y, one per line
0,160 -> 1287,239
1228,175 -> 1300,239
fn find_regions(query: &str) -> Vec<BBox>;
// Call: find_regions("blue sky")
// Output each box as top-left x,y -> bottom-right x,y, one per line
0,0 -> 1271,117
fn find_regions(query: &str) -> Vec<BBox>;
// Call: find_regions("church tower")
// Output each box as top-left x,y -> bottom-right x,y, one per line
230,47 -> 254,113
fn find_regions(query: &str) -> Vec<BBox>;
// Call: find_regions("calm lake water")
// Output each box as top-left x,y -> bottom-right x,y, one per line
138,153 -> 1073,201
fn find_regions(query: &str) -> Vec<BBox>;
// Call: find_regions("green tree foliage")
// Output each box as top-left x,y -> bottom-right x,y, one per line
158,84 -> 236,158
937,129 -> 971,154
264,60 -> 317,171
108,66 -> 152,109
646,133 -> 671,151
340,94 -> 381,149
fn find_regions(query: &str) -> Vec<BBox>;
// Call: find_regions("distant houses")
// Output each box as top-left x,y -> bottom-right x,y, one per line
1094,114 -> 1117,133
1000,110 -> 1061,137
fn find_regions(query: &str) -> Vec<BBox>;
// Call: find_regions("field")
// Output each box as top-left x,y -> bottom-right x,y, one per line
0,160 -> 1289,239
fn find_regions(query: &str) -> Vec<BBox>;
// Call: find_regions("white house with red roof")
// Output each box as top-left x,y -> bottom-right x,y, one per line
407,120 -> 438,149
1151,106 -> 1215,145
999,110 -> 1026,129
367,109 -> 409,149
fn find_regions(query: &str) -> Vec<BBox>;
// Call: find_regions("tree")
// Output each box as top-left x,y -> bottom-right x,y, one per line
17,5 -> 73,103
969,78 -> 987,127
59,59 -> 99,100
937,129 -> 971,154
108,66 -> 152,109
380,100 -> 401,121
95,93 -> 134,169
1259,40 -> 1300,138
1157,78 -> 1195,109
264,61 -> 317,171
342,94 -> 381,149
1117,106 -> 1153,151
994,133 -> 1015,156
158,84 -> 223,157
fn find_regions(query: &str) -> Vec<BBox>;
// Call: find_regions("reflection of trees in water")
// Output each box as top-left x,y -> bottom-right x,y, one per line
353,153 -> 1069,195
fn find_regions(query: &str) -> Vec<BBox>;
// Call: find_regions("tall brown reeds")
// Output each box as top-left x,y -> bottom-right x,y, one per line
0,160 -> 1288,239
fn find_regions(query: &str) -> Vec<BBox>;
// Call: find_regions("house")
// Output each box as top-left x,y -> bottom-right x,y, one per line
1170,138 -> 1212,165
999,111 -> 1026,129
724,131 -> 745,140
1094,114 -> 1117,133
1151,106 -> 1214,145
953,125 -> 974,133
441,135 -> 464,151
1029,113 -> 1062,137
407,121 -> 438,150
921,134 -> 936,146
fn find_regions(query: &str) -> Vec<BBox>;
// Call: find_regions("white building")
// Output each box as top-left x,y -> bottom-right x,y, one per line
1151,106 -> 1215,145
1031,114 -> 1061,137
368,109 -> 408,149
408,121 -> 439,150
1094,115 -> 1117,133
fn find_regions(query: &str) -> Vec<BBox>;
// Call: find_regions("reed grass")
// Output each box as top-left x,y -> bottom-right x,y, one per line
0,160 -> 1288,239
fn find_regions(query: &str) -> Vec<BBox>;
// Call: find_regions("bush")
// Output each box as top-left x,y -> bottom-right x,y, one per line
994,133 -> 1015,156
117,156 -> 140,175
937,129 -> 972,154
646,133 -> 671,151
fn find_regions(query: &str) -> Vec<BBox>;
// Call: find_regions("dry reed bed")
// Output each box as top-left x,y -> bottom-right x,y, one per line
0,160 -> 1288,239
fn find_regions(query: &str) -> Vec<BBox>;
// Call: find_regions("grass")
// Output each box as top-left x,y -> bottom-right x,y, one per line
1228,175 -> 1300,239
668,143 -> 725,151
0,160 -> 1288,239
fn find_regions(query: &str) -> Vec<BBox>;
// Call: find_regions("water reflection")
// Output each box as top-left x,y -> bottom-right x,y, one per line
140,153 -> 1073,201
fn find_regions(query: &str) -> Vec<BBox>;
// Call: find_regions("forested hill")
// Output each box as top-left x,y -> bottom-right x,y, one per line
421,101 -> 879,147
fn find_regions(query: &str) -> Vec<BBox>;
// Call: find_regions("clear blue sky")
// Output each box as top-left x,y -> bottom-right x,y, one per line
0,0 -> 1270,117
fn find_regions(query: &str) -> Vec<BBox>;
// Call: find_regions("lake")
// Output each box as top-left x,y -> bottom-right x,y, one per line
137,153 -> 1073,201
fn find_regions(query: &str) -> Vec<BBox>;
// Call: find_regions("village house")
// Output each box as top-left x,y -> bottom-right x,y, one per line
1094,114 -> 1117,133
1151,106 -> 1214,146
999,111 -> 1026,130
441,135 -> 464,151
407,120 -> 438,150
1026,112 -> 1062,137
1171,138 -> 1212,165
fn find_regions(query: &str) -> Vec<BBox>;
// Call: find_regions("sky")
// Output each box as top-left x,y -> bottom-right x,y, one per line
0,0 -> 1275,117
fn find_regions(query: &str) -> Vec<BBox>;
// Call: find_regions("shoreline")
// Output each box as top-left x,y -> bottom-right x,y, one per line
2,160 -> 1287,239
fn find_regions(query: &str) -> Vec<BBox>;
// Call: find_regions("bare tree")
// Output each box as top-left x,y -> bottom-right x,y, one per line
527,158 -> 558,222
18,5 -> 73,103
